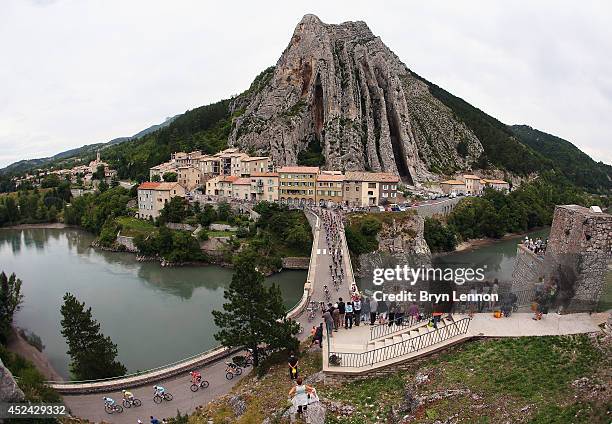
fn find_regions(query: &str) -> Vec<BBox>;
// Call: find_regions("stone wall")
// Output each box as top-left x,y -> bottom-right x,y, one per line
166,222 -> 197,232
116,235 -> 138,252
209,223 -> 238,232
510,205 -> 612,312
282,257 -> 310,269
545,205 -> 612,311
510,244 -> 545,293
415,197 -> 461,218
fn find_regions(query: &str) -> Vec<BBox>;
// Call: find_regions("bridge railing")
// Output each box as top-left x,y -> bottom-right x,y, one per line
329,317 -> 471,368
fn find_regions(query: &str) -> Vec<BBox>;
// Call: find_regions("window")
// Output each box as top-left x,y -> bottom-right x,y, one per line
382,192 -> 388,198
368,191 -> 374,196
383,185 -> 388,190
368,183 -> 376,188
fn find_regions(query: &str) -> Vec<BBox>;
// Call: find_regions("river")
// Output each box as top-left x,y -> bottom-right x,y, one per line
0,228 -> 306,379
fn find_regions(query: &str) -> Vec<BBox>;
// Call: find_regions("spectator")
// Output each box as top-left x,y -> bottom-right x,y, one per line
322,309 -> 334,337
337,298 -> 346,327
288,377 -> 315,418
332,304 -> 341,331
311,323 -> 323,348
353,296 -> 362,326
408,302 -> 419,321
288,351 -> 299,380
369,297 -> 378,325
345,301 -> 354,329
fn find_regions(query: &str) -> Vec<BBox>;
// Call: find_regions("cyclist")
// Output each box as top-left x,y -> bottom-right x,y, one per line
153,385 -> 166,397
190,370 -> 201,384
102,396 -> 115,407
122,390 -> 134,401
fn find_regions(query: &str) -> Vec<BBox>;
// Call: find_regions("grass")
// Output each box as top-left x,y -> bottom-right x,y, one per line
116,216 -> 157,237
188,345 -> 323,424
207,230 -> 236,238
596,269 -> 612,312
321,334 -> 610,423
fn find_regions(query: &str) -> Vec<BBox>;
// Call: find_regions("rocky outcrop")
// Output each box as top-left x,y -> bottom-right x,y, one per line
0,359 -> 25,402
229,14 -> 483,184
356,212 -> 431,279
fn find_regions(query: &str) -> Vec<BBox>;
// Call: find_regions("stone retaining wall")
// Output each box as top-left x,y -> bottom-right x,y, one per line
510,244 -> 544,293
282,257 -> 310,269
166,222 -> 197,231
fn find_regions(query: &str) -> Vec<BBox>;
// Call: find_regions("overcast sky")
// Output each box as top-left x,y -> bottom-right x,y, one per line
1,0 -> 611,168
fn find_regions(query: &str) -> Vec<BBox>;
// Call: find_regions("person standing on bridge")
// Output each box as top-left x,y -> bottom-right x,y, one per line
338,297 -> 346,327
344,301 -> 354,329
150,416 -> 160,424
323,307 -> 334,337
369,296 -> 378,325
353,296 -> 362,326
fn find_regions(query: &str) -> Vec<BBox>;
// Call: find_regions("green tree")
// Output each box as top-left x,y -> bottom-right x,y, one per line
162,172 -> 178,182
212,252 -> 299,367
159,196 -> 189,223
0,272 -> 24,343
424,218 -> 458,253
93,164 -> 106,180
60,293 -> 126,380
216,201 -> 231,222
151,174 -> 161,182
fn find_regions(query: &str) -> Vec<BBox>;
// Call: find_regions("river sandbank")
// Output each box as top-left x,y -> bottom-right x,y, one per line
7,328 -> 63,381
454,227 -> 549,253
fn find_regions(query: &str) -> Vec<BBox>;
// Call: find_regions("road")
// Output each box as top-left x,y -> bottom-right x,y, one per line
63,356 -> 248,424
62,208 -> 354,423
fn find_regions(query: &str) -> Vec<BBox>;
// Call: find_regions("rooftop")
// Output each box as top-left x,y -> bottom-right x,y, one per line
278,166 -> 320,174
463,174 -> 480,179
138,182 -> 160,190
441,179 -> 465,185
250,172 -> 279,177
233,178 -> 252,185
481,179 -> 508,184
317,174 -> 345,182
344,171 -> 399,182
241,156 -> 269,162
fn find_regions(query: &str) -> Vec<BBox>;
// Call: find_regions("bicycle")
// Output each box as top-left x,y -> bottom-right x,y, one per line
190,379 -> 210,392
307,307 -> 315,322
153,391 -> 173,404
225,362 -> 243,380
122,397 -> 142,408
104,403 -> 123,414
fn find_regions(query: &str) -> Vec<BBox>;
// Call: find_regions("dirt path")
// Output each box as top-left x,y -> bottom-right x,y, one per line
7,328 -> 62,381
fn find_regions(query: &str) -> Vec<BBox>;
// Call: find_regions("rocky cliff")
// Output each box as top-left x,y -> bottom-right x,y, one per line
0,359 -> 25,402
229,14 -> 483,184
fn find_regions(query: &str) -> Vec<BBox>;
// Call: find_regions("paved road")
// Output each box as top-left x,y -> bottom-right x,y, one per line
63,356 -> 248,423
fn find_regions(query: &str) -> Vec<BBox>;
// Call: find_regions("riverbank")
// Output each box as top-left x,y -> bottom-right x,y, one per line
6,327 -> 62,381
454,227 -> 549,253
1,222 -> 68,230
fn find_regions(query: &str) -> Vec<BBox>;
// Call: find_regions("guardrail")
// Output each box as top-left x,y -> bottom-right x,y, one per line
369,312 -> 432,340
329,317 -> 471,368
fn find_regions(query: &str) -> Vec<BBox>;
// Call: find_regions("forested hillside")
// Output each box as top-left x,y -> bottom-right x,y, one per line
509,125 -> 611,193
413,72 -> 552,176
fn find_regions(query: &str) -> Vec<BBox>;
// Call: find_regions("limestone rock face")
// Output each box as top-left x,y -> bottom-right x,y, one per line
0,359 -> 25,402
229,14 -> 483,184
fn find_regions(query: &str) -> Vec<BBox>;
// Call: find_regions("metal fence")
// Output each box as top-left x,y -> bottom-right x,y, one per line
329,317 -> 471,368
369,312 -> 432,340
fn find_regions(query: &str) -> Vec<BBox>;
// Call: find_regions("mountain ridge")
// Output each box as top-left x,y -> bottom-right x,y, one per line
1,15 -> 609,194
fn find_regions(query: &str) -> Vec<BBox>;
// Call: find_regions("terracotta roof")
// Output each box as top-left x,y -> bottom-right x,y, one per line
233,178 -> 252,185
441,180 -> 465,185
138,182 -> 160,190
221,175 -> 239,183
463,174 -> 480,179
317,174 -> 345,182
241,156 -> 269,161
250,172 -> 279,177
481,179 -> 508,184
156,182 -> 184,191
278,166 -> 320,173
344,172 -> 399,182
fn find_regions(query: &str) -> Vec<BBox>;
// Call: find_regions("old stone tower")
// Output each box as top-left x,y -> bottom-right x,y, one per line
512,204 -> 611,312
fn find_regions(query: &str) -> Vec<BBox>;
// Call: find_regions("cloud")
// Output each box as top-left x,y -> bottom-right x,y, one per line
0,0 -> 610,168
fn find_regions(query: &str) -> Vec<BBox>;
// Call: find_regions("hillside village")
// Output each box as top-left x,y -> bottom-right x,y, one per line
136,147 -> 510,220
